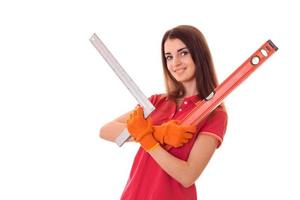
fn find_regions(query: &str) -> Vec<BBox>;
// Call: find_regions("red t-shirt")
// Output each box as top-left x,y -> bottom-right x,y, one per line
121,94 -> 228,200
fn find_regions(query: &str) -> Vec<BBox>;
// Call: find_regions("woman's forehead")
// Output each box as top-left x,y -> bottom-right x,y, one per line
164,38 -> 187,53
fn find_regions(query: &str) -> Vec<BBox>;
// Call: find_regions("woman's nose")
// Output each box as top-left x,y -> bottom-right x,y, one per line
172,56 -> 181,66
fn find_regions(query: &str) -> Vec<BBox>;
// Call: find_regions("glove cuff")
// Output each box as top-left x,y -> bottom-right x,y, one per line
140,133 -> 159,151
153,126 -> 165,144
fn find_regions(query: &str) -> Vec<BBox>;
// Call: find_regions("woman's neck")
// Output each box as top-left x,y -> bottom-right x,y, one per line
182,80 -> 198,98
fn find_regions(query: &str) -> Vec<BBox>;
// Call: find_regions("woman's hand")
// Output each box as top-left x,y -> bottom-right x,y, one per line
153,120 -> 196,148
127,106 -> 159,151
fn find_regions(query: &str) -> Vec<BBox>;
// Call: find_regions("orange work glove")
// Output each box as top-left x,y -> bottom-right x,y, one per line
127,106 -> 159,151
153,120 -> 196,148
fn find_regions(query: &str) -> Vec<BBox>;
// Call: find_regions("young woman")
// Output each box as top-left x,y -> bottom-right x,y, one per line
100,25 -> 228,200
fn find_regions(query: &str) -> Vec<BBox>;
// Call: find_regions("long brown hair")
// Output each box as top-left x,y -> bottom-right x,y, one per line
161,25 -> 219,100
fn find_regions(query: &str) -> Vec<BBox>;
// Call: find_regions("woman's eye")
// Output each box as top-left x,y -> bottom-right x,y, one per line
165,55 -> 173,60
181,51 -> 189,56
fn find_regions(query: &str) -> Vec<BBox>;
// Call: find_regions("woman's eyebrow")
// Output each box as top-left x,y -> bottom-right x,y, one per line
164,47 -> 188,55
177,47 -> 188,52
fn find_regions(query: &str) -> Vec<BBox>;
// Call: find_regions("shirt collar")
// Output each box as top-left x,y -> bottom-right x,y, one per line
183,94 -> 200,105
164,94 -> 200,105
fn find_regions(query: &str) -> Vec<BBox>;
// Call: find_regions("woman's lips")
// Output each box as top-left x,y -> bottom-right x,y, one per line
174,67 -> 187,74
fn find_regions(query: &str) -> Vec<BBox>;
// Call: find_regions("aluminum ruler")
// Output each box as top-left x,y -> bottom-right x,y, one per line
90,33 -> 155,146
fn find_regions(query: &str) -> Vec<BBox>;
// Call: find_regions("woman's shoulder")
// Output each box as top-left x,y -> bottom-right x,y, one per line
204,105 -> 228,126
148,93 -> 168,104
214,105 -> 227,114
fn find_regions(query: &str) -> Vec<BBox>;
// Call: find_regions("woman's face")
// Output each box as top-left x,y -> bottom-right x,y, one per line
164,38 -> 196,84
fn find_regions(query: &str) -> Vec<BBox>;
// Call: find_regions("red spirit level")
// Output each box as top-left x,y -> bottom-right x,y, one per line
182,40 -> 278,125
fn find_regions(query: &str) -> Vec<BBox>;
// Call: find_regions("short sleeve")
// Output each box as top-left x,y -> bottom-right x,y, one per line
136,94 -> 162,108
148,94 -> 166,107
199,108 -> 228,148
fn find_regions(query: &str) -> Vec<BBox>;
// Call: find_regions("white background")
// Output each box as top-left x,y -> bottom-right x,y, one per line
1,0 -> 299,199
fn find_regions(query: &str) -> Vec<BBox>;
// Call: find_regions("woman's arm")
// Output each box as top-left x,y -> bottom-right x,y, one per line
149,134 -> 218,188
99,111 -> 133,142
